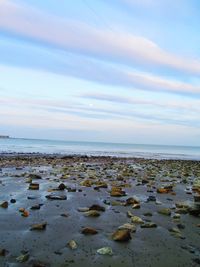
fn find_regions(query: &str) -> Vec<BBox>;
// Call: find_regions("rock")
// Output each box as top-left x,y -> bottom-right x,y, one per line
22,210 -> 29,217
45,194 -> 67,200
0,201 -> 8,208
77,207 -> 90,212
60,213 -> 69,217
31,204 -> 41,210
125,197 -> 140,206
127,211 -> 134,218
68,240 -> 77,250
58,183 -> 66,190
158,208 -> 171,216
16,253 -> 29,263
28,174 -> 42,179
0,248 -> 6,256
132,203 -> 140,209
147,196 -> 156,202
10,199 -> 16,203
118,223 -> 136,232
81,227 -> 98,235
177,223 -> 185,229
143,212 -> 153,217
110,187 -> 126,197
97,247 -> 113,255
80,180 -> 93,187
173,213 -> 181,219
141,222 -> 157,228
112,229 -> 131,242
30,222 -> 47,231
89,204 -> 105,212
131,216 -> 144,224
29,183 -> 39,190
83,210 -> 100,217
157,188 -> 169,194
188,204 -> 200,216
194,194 -> 200,202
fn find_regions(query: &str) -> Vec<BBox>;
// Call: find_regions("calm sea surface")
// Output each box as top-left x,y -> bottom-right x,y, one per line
0,138 -> 200,160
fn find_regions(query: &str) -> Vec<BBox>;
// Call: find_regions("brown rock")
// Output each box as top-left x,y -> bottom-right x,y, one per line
89,204 -> 105,212
0,201 -> 8,208
30,222 -> 47,231
81,227 -> 98,235
29,183 -> 39,190
112,229 -> 131,242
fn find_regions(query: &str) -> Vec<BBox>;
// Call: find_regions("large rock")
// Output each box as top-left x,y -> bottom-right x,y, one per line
112,229 -> 131,242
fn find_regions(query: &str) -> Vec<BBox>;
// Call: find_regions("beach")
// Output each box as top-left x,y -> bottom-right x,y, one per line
0,154 -> 200,267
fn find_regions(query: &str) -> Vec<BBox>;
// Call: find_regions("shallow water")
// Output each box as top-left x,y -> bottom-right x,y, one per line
1,138 -> 200,160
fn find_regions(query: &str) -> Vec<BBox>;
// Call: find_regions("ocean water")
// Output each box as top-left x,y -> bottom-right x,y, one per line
0,138 -> 200,160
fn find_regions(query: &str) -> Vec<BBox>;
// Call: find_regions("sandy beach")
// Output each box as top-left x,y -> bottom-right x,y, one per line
0,154 -> 200,267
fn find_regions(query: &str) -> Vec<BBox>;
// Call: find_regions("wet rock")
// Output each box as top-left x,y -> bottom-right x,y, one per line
83,210 -> 100,217
16,253 -> 29,263
131,216 -> 144,224
81,227 -> 98,235
58,183 -> 66,190
0,201 -> 8,208
89,204 -> 105,212
112,229 -> 131,242
0,248 -> 6,256
157,188 -> 170,194
80,179 -> 93,187
30,222 -> 47,231
143,212 -> 153,217
68,240 -> 77,250
158,208 -> 171,216
10,199 -> 16,203
22,210 -> 29,217
188,204 -> 200,216
147,196 -> 156,202
77,207 -> 89,212
110,187 -> 126,197
125,197 -> 140,206
127,211 -> 134,218
97,247 -> 113,255
132,203 -> 140,209
28,174 -> 42,179
31,204 -> 42,210
173,213 -> 181,219
60,213 -> 69,217
141,222 -> 157,228
29,183 -> 39,190
118,223 -> 136,232
45,194 -> 67,200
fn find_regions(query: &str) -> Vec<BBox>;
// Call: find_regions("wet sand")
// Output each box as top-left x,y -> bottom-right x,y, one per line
0,154 -> 200,267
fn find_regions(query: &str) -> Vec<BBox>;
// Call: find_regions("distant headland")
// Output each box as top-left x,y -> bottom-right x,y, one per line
0,135 -> 10,139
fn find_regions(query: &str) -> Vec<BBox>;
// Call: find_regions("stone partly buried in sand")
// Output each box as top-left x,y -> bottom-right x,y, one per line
97,247 -> 113,256
83,210 -> 101,217
16,253 -> 29,263
68,240 -> 78,250
29,183 -> 39,190
81,227 -> 98,235
0,201 -> 8,208
118,223 -> 136,232
110,187 -> 126,197
30,222 -> 47,231
158,208 -> 171,216
112,229 -> 131,242
89,204 -> 106,212
45,194 -> 67,200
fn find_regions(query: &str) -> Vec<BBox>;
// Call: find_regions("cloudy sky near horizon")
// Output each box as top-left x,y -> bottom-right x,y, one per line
0,0 -> 200,145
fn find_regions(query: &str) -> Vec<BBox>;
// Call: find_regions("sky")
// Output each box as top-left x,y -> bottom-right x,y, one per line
0,0 -> 200,146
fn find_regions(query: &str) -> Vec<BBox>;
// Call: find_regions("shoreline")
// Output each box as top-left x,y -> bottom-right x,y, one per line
0,153 -> 200,267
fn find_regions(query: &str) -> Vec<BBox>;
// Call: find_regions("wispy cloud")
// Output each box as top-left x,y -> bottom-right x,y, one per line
1,0 -> 200,78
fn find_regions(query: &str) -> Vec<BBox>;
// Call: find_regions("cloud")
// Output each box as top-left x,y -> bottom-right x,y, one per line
1,0 -> 200,77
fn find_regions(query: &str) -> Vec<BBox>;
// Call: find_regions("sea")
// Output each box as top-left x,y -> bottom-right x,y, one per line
0,138 -> 200,160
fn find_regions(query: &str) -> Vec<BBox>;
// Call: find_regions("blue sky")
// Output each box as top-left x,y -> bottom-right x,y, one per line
0,0 -> 200,145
